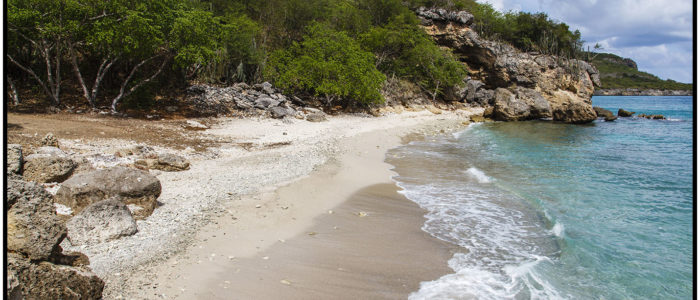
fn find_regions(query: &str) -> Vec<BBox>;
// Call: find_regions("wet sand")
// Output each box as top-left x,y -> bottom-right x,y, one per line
196,183 -> 456,299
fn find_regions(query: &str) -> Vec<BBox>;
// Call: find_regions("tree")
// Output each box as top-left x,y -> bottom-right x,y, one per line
266,23 -> 386,106
7,0 -> 77,105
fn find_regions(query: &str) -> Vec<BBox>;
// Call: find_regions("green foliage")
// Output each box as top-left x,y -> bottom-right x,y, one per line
361,18 -> 466,97
266,23 -> 386,105
589,53 -> 692,90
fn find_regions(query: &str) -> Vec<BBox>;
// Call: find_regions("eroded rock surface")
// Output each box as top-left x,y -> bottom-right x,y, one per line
23,147 -> 76,183
67,197 -> 138,245
55,166 -> 161,219
7,179 -> 66,261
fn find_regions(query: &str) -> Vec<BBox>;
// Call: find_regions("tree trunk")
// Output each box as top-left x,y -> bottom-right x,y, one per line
6,76 -> 20,105
111,54 -> 169,113
70,46 -> 116,108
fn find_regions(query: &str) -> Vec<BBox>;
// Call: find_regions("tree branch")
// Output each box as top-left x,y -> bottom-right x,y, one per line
111,54 -> 170,112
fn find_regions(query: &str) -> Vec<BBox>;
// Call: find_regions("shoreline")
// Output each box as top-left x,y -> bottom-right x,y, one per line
593,88 -> 693,96
55,109 -> 480,299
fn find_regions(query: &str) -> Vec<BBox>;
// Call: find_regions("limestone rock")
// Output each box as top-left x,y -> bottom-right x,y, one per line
492,88 -> 551,121
7,180 -> 66,261
41,133 -> 59,147
254,97 -> 281,109
7,144 -> 23,175
593,106 -> 617,121
306,112 -> 327,122
270,106 -> 297,119
67,197 -> 138,245
7,252 -> 104,300
154,153 -> 190,171
23,147 -> 76,183
618,108 -> 635,117
549,90 -> 597,123
55,167 -> 161,219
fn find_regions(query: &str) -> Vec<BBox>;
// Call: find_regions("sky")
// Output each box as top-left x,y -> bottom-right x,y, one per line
477,0 -> 694,83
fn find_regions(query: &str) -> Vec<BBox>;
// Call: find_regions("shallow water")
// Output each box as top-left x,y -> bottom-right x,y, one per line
388,96 -> 693,299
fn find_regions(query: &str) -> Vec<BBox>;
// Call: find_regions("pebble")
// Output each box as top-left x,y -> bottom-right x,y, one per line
280,279 -> 291,285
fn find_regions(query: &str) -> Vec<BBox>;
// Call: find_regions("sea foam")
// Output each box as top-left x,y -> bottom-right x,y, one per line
466,167 -> 492,183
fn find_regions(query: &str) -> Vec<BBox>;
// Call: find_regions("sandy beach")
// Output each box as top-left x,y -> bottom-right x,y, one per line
7,108 -> 480,299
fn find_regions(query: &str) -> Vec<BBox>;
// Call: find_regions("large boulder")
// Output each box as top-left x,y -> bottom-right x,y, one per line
7,252 -> 104,299
7,144 -> 23,175
7,180 -> 66,261
55,166 -> 161,219
22,147 -> 76,183
492,88 -> 551,121
593,106 -> 617,121
549,90 -> 597,123
66,197 -> 138,245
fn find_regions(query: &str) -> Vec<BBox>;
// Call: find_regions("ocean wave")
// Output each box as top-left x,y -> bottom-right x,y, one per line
465,167 -> 492,183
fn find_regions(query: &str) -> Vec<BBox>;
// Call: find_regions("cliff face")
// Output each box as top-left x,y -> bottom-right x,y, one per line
417,8 -> 601,123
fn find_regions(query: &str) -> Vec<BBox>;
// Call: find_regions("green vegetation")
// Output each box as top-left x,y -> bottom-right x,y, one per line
11,0 -> 677,112
589,52 -> 692,90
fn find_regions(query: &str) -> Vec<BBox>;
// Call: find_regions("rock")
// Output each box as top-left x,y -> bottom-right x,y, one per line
165,106 -> 178,112
549,91 -> 597,123
260,81 -> 275,94
66,197 -> 138,245
470,115 -> 486,123
618,108 -> 635,117
22,147 -> 76,183
55,167 -> 161,219
492,88 -> 551,121
269,106 -> 296,119
7,144 -> 23,175
7,252 -> 104,299
7,180 -> 66,261
155,153 -> 190,171
254,97 -> 280,109
416,7 -> 474,25
306,112 -> 327,122
593,106 -> 617,121
41,133 -> 59,147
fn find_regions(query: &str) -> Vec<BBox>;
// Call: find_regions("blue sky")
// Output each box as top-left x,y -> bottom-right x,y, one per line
477,0 -> 693,83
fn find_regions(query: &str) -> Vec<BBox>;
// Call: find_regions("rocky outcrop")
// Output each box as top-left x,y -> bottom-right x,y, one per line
55,166 -> 161,219
618,108 -> 635,117
594,88 -> 693,96
7,144 -> 23,175
491,87 -> 551,121
417,7 -> 474,26
638,113 -> 666,120
419,9 -> 600,123
7,179 -> 66,261
66,197 -> 138,245
7,252 -> 104,299
593,106 -> 617,121
22,147 -> 77,183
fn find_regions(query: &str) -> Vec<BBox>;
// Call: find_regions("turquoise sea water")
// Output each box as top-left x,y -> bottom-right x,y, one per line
388,96 -> 693,299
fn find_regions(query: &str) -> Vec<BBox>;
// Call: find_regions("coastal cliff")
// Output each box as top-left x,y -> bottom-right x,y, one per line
417,8 -> 601,123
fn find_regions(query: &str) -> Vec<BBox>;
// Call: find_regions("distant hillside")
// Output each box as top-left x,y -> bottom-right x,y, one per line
587,52 -> 692,90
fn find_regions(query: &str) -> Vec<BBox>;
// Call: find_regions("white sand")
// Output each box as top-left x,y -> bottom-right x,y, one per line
57,108 -> 480,299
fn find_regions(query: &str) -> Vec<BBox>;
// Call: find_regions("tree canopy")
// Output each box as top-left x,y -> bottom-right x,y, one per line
7,0 -> 595,111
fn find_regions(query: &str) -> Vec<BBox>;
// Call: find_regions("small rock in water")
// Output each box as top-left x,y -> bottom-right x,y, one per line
357,211 -> 368,217
280,279 -> 291,285
307,232 -> 317,236
255,204 -> 262,208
